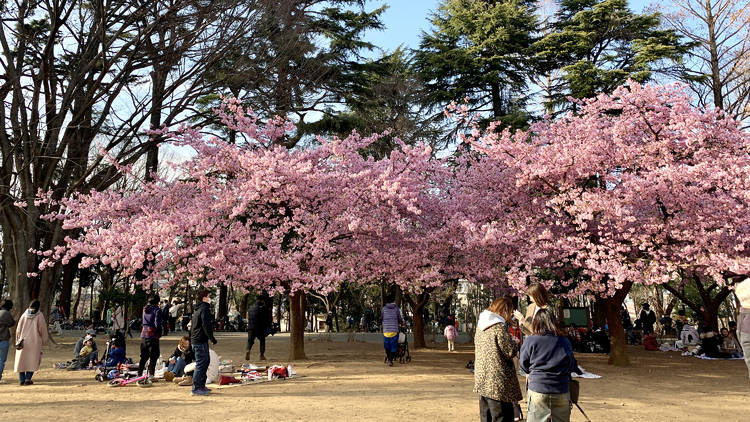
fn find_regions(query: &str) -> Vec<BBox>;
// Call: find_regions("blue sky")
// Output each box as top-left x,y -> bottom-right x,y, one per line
364,0 -> 653,53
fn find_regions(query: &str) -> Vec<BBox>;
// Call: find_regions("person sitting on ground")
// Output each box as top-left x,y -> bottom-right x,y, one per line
164,336 -> 195,382
444,322 -> 458,352
70,330 -> 98,369
719,327 -> 742,358
567,323 -> 584,352
694,324 -> 730,358
382,293 -> 404,367
105,342 -> 126,367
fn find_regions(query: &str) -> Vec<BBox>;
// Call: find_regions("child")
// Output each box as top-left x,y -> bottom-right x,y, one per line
105,343 -> 126,367
444,323 -> 457,351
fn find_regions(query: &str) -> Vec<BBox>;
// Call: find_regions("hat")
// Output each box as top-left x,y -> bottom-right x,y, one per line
86,329 -> 97,336
84,335 -> 93,342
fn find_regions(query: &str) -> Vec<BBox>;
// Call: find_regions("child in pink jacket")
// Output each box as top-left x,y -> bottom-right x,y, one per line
444,323 -> 458,351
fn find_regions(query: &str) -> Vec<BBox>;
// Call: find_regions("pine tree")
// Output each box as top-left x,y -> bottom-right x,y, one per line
535,0 -> 692,113
414,0 -> 539,131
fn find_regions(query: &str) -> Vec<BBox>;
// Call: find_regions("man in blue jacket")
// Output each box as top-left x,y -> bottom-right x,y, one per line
190,289 -> 217,396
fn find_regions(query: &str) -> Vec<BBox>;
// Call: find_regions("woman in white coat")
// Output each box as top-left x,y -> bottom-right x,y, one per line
14,300 -> 48,385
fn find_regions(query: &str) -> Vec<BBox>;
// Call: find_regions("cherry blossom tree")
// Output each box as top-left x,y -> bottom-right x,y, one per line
38,99 -> 443,359
454,81 -> 750,365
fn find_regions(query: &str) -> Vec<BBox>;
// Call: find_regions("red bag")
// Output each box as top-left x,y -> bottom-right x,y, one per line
218,375 -> 241,385
643,334 -> 658,351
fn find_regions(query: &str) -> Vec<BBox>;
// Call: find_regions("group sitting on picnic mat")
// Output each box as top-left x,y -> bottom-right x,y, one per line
1,279 -> 749,420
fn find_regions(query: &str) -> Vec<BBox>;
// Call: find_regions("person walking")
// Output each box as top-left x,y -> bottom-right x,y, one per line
520,309 -> 580,422
138,295 -> 165,382
444,322 -> 458,352
245,294 -> 270,361
0,300 -> 16,384
381,293 -> 404,367
190,289 -> 217,396
14,300 -> 48,385
474,297 -> 523,422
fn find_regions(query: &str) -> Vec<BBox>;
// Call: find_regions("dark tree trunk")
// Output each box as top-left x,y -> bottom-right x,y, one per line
289,291 -> 307,360
662,272 -> 734,332
239,293 -> 250,318
593,296 -> 608,328
218,284 -> 228,322
405,289 -> 431,349
604,281 -> 633,367
60,257 -> 81,320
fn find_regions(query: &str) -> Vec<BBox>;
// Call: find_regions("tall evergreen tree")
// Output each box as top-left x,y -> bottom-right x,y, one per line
534,0 -> 692,112
203,0 -> 386,148
414,0 -> 539,131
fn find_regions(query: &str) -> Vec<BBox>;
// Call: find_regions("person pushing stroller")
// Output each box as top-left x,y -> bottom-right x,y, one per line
382,293 -> 404,367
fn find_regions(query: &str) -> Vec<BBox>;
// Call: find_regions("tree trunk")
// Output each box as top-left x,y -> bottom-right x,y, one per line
72,281 -> 82,320
218,284 -> 228,322
592,296 -> 607,329
239,293 -> 250,318
289,291 -> 307,360
604,281 -> 633,366
405,289 -> 431,349
59,258 -> 81,320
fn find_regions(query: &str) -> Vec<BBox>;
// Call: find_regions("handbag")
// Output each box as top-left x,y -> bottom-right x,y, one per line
15,338 -> 24,350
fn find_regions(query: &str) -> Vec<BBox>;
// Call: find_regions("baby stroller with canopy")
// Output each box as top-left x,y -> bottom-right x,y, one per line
395,329 -> 411,364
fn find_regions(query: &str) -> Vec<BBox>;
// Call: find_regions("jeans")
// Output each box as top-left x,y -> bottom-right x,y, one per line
168,357 -> 187,377
18,371 -> 34,384
527,390 -> 571,422
740,329 -> 750,380
138,338 -> 160,376
247,330 -> 266,356
479,396 -> 514,422
0,340 -> 9,380
192,343 -> 209,391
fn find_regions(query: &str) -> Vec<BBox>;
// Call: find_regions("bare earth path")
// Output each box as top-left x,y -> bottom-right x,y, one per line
1,332 -> 747,421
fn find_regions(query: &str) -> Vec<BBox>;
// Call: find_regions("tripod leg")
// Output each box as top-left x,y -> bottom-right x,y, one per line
575,403 -> 592,422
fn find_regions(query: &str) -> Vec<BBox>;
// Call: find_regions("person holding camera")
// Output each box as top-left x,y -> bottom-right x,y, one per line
190,289 -> 217,396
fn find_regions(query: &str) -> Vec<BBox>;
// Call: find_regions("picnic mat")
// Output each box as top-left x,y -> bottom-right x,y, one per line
207,375 -> 299,389
692,354 -> 744,360
571,366 -> 601,379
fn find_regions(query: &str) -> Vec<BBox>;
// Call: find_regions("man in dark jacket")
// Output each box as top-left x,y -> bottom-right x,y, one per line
0,299 -> 15,383
245,294 -> 271,361
190,289 -> 217,396
639,303 -> 656,335
138,294 -> 166,380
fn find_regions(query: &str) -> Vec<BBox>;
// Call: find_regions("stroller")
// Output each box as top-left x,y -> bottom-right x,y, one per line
395,329 -> 411,364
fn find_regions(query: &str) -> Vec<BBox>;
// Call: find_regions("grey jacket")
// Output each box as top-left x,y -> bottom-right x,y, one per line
0,309 -> 16,341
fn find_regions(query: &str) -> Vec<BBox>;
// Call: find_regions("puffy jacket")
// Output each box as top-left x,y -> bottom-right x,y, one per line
190,302 -> 216,345
247,301 -> 269,334
381,303 -> 403,333
140,304 -> 164,339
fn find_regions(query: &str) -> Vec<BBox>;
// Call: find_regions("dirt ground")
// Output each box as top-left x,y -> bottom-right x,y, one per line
0,332 -> 747,421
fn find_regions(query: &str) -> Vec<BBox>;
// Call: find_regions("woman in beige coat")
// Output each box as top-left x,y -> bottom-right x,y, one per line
474,297 -> 523,422
14,300 -> 48,385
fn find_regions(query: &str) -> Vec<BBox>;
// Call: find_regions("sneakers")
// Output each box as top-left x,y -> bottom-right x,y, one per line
24,380 -> 33,385
191,388 -> 210,396
0,379 -> 6,384
259,354 -> 266,361
164,372 -> 175,383
388,360 -> 393,367
178,376 -> 193,386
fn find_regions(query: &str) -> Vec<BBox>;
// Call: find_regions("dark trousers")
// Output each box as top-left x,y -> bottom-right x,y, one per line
479,396 -> 514,422
247,330 -> 266,355
192,342 -> 209,391
138,338 -> 160,376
